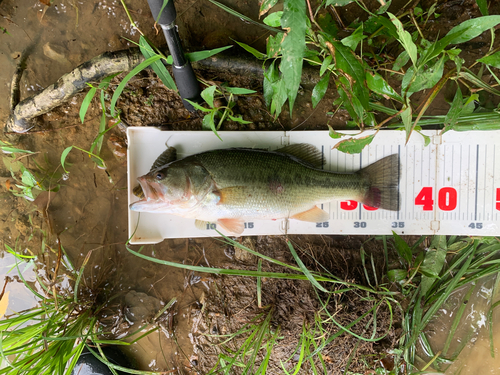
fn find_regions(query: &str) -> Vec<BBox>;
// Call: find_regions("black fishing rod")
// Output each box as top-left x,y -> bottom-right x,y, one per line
147,0 -> 201,111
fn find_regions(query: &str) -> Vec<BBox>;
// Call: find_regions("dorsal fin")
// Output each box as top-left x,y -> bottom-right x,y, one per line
274,143 -> 325,168
150,146 -> 177,171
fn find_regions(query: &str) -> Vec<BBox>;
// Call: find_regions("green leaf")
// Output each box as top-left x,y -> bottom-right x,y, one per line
320,55 -> 332,77
327,125 -> 346,139
139,36 -> 177,91
155,0 -> 171,23
260,0 -> 279,16
387,269 -> 407,283
185,45 -> 233,62
201,85 -> 217,108
334,42 -> 369,110
402,54 -> 445,96
478,51 -> 500,68
165,45 -> 234,64
228,114 -> 252,124
366,72 -> 403,102
21,170 -> 37,187
209,0 -> 280,33
333,134 -> 375,154
377,0 -> 392,14
392,50 -> 409,71
476,0 -> 489,16
263,11 -> 283,27
234,40 -> 266,59
267,33 -> 284,58
401,105 -> 412,138
443,86 -> 463,132
270,77 -> 287,117
263,61 -> 278,107
224,87 -> 257,95
202,113 -> 222,141
79,86 -> 97,123
61,146 -> 73,174
110,55 -> 162,117
420,236 -> 447,296
280,0 -> 307,114
392,231 -> 412,265
312,71 -> 330,108
387,12 -> 417,67
184,99 -> 212,112
428,15 -> 500,61
341,25 -> 366,51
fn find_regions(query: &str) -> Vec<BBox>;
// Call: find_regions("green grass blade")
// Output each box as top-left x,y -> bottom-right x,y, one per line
79,86 -> 97,123
286,239 -> 329,293
139,36 -> 177,91
110,54 -> 161,116
208,0 -> 280,33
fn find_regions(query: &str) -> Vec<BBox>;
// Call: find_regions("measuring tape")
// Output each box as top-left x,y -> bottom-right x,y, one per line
127,129 -> 500,243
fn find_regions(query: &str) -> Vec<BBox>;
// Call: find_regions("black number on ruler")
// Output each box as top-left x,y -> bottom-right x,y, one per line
354,222 -> 367,228
468,223 -> 483,229
244,222 -> 254,229
316,222 -> 329,228
391,222 -> 405,228
206,223 -> 217,230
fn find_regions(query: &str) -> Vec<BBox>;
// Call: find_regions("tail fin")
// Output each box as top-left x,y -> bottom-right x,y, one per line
359,154 -> 400,211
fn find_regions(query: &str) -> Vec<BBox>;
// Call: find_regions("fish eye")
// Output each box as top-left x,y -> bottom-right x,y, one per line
156,172 -> 165,180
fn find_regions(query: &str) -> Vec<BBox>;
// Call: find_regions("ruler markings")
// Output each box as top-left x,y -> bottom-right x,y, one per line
491,144 -> 498,219
459,144 -> 462,219
359,150 -> 362,220
484,144 -> 487,220
397,145 -> 401,221
475,144 -> 479,221
467,145 -> 470,220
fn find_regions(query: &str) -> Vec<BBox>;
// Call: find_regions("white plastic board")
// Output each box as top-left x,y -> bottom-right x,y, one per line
127,128 -> 500,244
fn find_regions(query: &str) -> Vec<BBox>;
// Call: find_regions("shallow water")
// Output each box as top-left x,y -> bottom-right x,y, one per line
419,275 -> 500,374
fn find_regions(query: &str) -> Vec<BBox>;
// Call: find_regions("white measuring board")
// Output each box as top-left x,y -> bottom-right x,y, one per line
127,128 -> 500,244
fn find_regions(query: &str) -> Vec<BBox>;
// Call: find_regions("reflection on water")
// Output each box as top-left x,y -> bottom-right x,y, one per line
0,252 -> 38,315
420,275 -> 500,374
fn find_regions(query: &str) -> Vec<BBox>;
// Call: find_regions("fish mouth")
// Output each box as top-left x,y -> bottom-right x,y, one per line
129,176 -> 169,212
138,176 -> 161,200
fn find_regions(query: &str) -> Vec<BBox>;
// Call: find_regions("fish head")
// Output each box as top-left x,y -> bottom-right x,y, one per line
129,165 -> 193,212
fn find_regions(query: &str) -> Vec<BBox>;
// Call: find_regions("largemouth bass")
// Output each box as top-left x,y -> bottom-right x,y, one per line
130,144 -> 400,234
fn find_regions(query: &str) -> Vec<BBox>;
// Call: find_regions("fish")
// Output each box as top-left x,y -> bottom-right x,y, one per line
129,143 -> 400,235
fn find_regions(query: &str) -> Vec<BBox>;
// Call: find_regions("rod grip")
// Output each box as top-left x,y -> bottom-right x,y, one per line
147,0 -> 176,26
173,64 -> 201,112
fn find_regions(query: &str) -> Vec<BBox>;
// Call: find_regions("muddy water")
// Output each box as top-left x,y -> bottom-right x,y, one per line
418,275 -> 500,374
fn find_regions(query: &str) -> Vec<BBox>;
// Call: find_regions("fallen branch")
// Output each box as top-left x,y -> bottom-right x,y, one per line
5,48 -> 145,133
5,48 -> 322,133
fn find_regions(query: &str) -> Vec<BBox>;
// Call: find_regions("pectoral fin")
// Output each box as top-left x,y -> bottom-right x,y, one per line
291,206 -> 329,222
218,186 -> 249,205
217,218 -> 245,235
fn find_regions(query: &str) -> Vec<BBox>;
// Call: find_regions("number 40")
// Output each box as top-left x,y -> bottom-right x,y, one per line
415,187 -> 457,211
